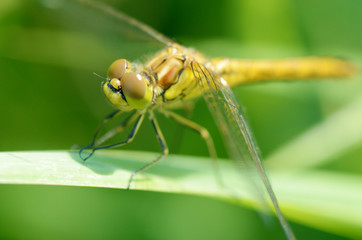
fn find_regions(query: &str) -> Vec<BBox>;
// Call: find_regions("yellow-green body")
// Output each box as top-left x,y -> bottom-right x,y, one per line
115,44 -> 354,111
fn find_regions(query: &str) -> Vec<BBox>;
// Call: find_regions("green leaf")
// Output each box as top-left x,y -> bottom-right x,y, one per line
0,150 -> 361,239
266,96 -> 362,170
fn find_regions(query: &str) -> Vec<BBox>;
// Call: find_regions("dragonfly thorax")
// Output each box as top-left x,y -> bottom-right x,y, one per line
104,59 -> 153,111
145,46 -> 208,104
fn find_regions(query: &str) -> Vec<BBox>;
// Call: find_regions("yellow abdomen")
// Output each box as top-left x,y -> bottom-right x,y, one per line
210,57 -> 356,87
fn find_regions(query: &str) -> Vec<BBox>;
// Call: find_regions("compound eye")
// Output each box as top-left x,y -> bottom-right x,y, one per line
121,73 -> 147,100
107,59 -> 128,79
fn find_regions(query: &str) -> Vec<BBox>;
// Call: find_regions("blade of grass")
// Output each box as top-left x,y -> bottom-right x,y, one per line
0,150 -> 361,238
266,96 -> 362,170
271,170 -> 362,239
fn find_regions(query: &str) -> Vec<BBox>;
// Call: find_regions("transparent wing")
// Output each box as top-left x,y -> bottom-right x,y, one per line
191,61 -> 295,240
24,0 -> 172,73
76,0 -> 174,46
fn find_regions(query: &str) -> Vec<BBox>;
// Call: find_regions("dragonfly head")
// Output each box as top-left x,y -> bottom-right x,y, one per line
104,59 -> 153,111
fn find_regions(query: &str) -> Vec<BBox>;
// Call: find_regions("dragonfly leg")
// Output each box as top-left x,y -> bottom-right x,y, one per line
79,111 -> 143,161
170,101 -> 195,153
94,111 -> 142,146
79,109 -> 120,160
159,109 -> 223,186
127,110 -> 168,190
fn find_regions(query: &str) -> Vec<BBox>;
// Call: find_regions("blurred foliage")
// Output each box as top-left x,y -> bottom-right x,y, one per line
0,0 -> 361,239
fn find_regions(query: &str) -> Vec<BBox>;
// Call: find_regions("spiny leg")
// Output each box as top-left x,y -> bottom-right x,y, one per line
127,110 -> 169,190
170,101 -> 195,153
159,108 -> 223,186
95,111 -> 141,146
79,109 -> 120,160
79,111 -> 143,160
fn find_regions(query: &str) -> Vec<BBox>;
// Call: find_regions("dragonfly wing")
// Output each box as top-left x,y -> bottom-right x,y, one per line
33,0 -> 172,69
191,61 -> 295,240
77,0 -> 175,47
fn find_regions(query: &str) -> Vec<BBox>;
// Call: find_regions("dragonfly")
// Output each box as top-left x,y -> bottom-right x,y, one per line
72,0 -> 354,239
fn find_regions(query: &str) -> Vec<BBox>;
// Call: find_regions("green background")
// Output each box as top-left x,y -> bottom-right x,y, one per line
0,0 -> 361,239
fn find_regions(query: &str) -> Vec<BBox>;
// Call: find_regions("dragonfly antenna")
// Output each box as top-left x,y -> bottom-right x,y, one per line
93,72 -> 108,80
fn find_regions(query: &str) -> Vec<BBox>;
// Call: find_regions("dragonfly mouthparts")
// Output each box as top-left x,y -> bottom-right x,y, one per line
107,82 -> 127,101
